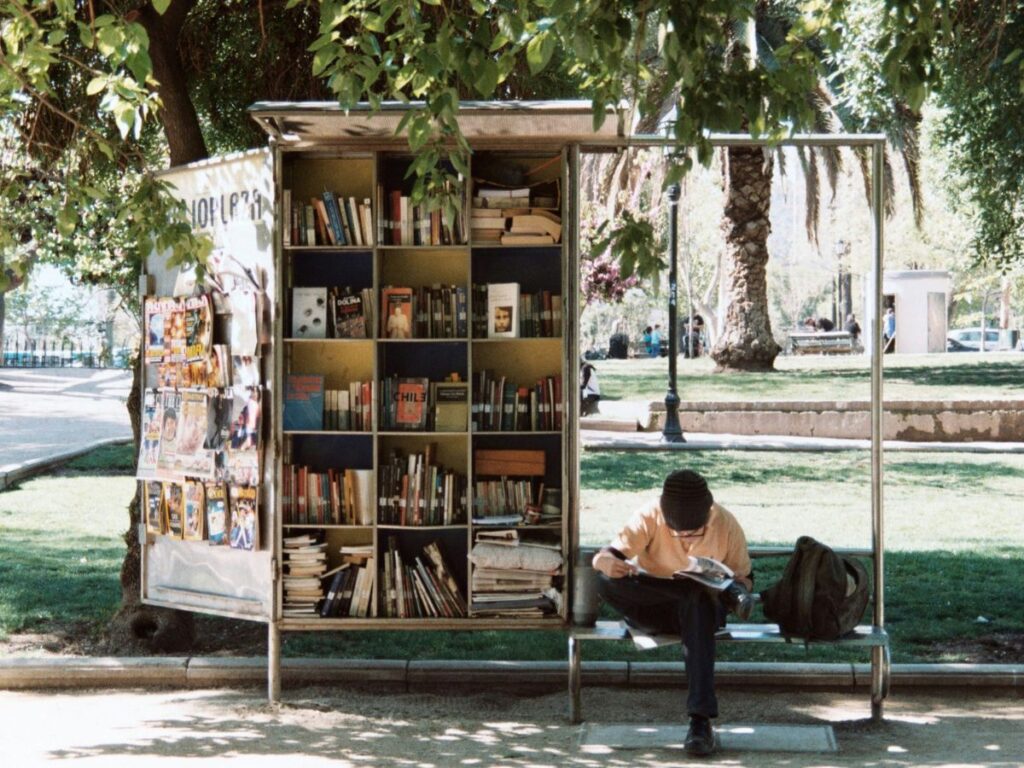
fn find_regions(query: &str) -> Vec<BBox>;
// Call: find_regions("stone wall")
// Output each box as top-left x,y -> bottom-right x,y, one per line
647,400 -> 1024,441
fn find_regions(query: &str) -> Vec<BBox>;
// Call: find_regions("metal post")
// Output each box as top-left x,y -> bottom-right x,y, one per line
870,140 -> 886,720
268,621 -> 281,702
662,183 -> 685,443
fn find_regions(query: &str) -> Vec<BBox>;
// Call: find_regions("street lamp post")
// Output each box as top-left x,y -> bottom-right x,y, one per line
662,183 -> 685,443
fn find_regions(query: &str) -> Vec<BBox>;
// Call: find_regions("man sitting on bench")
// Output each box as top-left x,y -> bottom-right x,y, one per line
591,469 -> 754,757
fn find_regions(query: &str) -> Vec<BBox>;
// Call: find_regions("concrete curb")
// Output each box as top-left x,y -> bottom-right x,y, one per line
0,436 -> 132,491
1,658 -> 1020,691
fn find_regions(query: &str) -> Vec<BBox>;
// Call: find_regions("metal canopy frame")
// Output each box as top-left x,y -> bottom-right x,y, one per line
247,102 -> 887,714
576,130 -> 887,633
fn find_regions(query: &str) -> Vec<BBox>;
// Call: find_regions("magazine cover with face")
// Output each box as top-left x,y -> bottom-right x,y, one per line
144,297 -> 177,362
183,480 -> 206,541
164,482 -> 185,539
156,391 -> 182,475
137,390 -> 163,479
167,300 -> 187,363
184,294 -> 213,362
176,392 -> 216,479
229,485 -> 259,551
145,481 -> 165,535
226,387 -> 261,485
205,482 -> 230,546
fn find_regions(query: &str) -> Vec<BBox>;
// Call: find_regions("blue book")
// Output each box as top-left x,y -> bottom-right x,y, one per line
284,374 -> 325,431
322,191 -> 347,245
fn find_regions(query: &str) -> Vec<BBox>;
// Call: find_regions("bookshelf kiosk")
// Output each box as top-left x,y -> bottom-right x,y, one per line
140,106 -> 891,722
140,102 -> 617,699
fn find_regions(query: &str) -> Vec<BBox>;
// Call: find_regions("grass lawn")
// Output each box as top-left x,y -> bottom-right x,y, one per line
2,442 -> 1021,664
595,352 -> 1024,403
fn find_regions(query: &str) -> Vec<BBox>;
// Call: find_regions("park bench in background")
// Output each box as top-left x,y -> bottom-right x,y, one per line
787,330 -> 856,355
568,546 -> 890,723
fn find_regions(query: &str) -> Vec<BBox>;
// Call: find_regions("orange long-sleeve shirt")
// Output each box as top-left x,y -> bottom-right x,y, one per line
608,502 -> 752,588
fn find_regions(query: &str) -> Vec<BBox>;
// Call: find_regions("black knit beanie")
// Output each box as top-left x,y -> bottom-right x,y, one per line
660,469 -> 713,531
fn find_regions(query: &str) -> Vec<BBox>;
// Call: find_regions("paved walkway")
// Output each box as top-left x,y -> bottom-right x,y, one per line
1,685 -> 1022,766
0,368 -> 132,473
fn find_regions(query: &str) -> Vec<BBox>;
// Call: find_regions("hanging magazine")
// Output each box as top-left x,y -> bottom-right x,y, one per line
155,391 -> 182,475
137,390 -> 163,479
229,485 -> 259,551
226,387 -> 261,485
144,297 -> 178,362
205,482 -> 230,546
183,480 -> 206,541
176,391 -> 216,479
184,294 -> 213,362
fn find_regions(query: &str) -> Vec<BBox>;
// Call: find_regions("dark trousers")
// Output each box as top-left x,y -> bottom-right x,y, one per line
597,573 -> 725,719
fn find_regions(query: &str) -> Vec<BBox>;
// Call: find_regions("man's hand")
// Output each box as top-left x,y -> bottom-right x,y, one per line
593,549 -> 638,578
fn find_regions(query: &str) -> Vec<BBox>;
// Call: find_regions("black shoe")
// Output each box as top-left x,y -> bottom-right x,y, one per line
724,582 -> 754,621
684,715 -> 715,756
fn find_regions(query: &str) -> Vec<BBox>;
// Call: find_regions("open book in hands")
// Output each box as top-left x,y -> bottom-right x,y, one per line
672,555 -> 734,590
635,555 -> 734,590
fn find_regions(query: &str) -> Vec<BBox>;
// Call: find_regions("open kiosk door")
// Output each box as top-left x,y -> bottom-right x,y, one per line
140,149 -> 275,622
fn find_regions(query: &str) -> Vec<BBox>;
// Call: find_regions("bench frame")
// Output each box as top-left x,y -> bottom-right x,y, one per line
787,330 -> 857,355
568,547 -> 891,724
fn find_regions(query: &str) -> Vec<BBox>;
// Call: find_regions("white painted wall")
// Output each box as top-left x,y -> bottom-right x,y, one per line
864,270 -> 952,354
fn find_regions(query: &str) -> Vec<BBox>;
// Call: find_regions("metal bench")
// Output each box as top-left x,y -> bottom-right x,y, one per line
788,330 -> 856,355
568,547 -> 890,723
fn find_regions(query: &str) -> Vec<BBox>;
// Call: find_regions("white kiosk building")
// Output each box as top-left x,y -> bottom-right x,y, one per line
865,269 -> 952,354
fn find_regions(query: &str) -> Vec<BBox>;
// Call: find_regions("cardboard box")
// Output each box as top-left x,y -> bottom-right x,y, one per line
474,449 -> 545,477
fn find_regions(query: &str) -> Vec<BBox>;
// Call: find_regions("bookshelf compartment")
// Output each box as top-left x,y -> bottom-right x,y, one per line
377,527 -> 469,619
378,154 -> 467,247
289,341 -> 374,389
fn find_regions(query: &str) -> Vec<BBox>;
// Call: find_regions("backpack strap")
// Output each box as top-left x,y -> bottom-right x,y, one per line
794,540 -> 826,637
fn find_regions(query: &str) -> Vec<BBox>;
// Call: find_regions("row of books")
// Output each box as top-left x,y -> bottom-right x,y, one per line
377,448 -> 467,527
284,375 -> 373,432
284,190 -> 374,248
291,287 -> 375,340
378,375 -> 468,432
281,465 -> 374,526
144,480 -> 258,550
470,208 -> 562,246
470,284 -> 562,339
472,371 -> 563,432
282,535 -> 329,616
321,545 -> 377,618
379,183 -> 467,246
381,538 -> 467,618
379,284 -> 468,339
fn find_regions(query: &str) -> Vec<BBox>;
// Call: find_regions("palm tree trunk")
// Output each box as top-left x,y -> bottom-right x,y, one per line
710,146 -> 781,371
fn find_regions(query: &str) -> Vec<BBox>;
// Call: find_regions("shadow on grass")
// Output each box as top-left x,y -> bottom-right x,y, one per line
61,442 -> 135,475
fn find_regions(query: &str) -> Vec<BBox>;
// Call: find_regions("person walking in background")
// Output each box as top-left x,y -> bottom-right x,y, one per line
580,357 -> 601,416
651,324 -> 663,357
642,326 -> 653,357
845,313 -> 862,347
883,307 -> 896,353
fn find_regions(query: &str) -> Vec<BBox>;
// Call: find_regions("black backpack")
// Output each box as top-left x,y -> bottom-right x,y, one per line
760,536 -> 870,641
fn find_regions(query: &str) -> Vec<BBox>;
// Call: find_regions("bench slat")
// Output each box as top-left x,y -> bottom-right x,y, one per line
575,620 -> 888,648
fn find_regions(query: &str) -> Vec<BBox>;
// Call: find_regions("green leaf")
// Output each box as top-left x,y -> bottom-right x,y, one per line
86,77 -> 106,96
473,59 -> 499,97
152,0 -> 171,14
526,31 -> 555,74
56,206 -> 77,237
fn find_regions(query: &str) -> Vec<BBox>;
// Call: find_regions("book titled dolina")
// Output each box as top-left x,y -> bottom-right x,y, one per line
284,374 -> 325,431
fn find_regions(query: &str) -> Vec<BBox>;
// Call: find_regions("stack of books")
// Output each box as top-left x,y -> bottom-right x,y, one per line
470,531 -> 562,617
282,534 -> 328,617
471,371 -> 563,432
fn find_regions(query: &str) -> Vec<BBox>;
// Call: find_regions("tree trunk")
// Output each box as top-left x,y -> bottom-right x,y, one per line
710,146 -> 781,371
109,0 -> 205,654
139,1 -> 207,165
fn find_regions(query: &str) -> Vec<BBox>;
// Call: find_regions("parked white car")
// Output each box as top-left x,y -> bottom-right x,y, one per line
946,328 -> 1016,352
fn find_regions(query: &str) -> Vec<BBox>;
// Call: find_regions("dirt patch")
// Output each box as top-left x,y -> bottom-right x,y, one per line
929,632 -> 1024,664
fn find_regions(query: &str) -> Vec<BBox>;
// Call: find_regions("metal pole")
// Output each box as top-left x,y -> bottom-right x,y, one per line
870,139 -> 886,720
662,183 -> 684,443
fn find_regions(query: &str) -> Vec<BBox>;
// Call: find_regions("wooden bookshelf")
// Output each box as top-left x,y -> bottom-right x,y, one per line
276,146 -> 568,628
